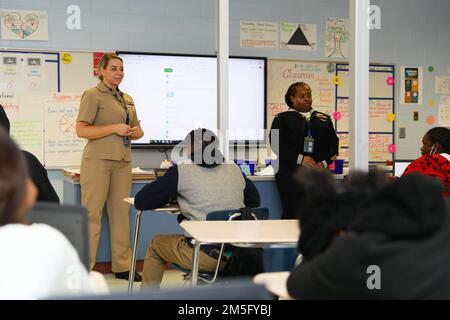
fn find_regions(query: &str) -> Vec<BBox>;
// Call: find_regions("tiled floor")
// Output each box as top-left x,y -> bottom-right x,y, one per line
104,270 -> 187,292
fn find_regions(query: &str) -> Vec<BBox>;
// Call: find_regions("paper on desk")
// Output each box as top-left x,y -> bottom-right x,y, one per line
255,165 -> 274,176
132,167 -> 155,174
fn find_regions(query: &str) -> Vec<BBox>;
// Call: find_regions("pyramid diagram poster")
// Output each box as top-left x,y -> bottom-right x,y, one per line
280,22 -> 317,51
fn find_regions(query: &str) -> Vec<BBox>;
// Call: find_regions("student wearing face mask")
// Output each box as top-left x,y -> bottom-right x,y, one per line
269,82 -> 339,219
402,127 -> 450,196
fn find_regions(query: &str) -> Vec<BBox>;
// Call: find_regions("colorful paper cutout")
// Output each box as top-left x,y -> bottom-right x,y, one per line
386,76 -> 395,86
333,75 -> 343,85
388,144 -> 396,153
61,52 -> 72,64
387,113 -> 395,122
428,66 -> 434,72
428,98 -> 435,106
332,111 -> 342,120
426,115 -> 435,125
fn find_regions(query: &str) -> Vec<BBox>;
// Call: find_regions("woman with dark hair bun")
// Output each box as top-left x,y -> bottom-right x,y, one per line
269,82 -> 339,219
0,128 -> 97,299
402,126 -> 450,196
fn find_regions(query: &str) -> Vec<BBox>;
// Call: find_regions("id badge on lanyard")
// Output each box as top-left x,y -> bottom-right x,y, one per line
303,120 -> 314,154
110,88 -> 130,146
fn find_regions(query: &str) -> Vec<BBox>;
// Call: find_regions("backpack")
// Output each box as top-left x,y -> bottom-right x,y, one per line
220,207 -> 265,278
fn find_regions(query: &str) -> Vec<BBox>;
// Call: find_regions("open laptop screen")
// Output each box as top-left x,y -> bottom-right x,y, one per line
394,161 -> 412,177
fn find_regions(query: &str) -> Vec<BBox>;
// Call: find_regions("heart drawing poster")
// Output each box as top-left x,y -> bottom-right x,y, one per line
0,9 -> 48,41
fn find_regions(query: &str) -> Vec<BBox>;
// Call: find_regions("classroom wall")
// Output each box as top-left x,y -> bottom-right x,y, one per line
1,0 -> 450,201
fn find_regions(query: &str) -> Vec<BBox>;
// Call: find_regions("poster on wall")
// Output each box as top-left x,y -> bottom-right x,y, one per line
326,18 -> 349,58
280,22 -> 317,51
44,93 -> 87,168
240,20 -> 278,49
435,76 -> 450,94
400,66 -> 423,105
0,9 -> 48,41
438,96 -> 450,127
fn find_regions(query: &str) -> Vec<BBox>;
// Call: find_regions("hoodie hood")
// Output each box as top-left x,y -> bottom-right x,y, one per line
351,173 -> 445,239
0,105 -> 10,135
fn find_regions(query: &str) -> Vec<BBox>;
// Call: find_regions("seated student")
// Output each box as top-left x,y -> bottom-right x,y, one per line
287,172 -> 450,299
402,127 -> 450,197
0,127 -> 99,299
0,105 -> 60,203
134,128 -> 261,288
294,167 -> 389,261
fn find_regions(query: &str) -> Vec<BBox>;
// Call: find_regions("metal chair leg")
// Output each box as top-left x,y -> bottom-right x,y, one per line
191,240 -> 201,286
128,210 -> 143,292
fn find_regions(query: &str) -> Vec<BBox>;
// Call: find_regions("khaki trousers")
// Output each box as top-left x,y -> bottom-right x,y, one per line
80,157 -> 132,272
141,234 -> 221,288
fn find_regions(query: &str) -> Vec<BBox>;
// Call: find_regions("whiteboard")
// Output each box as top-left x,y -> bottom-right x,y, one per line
337,133 -> 394,163
336,98 -> 393,132
337,67 -> 393,98
0,50 -> 95,168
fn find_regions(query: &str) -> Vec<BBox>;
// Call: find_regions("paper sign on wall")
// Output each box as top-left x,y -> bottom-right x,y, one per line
435,76 -> 450,94
400,66 -> 423,105
280,22 -> 317,51
0,9 -> 48,41
240,20 -> 278,49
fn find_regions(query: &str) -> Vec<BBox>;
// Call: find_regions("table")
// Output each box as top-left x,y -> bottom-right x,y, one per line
179,219 -> 300,285
253,271 -> 293,300
123,197 -> 180,292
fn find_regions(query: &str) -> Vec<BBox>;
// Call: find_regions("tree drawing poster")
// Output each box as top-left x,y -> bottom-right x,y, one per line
280,22 -> 317,51
0,9 -> 48,41
326,18 -> 349,58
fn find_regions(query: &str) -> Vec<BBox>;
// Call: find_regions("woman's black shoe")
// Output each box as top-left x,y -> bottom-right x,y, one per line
115,271 -> 142,282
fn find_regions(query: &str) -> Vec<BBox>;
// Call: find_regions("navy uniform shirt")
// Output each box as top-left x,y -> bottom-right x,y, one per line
270,109 -> 339,174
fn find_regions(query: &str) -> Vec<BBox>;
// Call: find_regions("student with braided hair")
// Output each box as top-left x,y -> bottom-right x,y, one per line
402,126 -> 450,196
269,82 -> 339,219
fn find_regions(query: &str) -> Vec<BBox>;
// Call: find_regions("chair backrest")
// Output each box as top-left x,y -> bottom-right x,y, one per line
206,207 -> 269,221
27,202 -> 90,270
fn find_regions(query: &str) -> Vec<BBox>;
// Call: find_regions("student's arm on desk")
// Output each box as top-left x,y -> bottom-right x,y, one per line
243,173 -> 261,208
134,165 -> 178,210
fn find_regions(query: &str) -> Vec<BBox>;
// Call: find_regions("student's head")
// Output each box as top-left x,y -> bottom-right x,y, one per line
183,128 -> 223,167
98,53 -> 124,89
0,127 -> 37,226
284,82 -> 312,112
294,167 -> 389,260
420,127 -> 450,155
0,105 -> 10,135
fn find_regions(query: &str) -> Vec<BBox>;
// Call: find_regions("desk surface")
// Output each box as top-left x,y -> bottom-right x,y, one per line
180,219 -> 300,244
123,197 -> 180,213
254,271 -> 293,300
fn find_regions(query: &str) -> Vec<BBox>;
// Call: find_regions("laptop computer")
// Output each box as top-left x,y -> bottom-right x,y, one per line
27,202 -> 90,270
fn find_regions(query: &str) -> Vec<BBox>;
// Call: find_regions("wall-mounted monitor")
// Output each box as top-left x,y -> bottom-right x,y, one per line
117,52 -> 266,147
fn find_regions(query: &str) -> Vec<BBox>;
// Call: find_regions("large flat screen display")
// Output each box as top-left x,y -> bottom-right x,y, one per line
117,52 -> 266,146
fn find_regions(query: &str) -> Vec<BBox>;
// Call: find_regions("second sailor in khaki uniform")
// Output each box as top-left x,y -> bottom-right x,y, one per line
76,53 -> 144,281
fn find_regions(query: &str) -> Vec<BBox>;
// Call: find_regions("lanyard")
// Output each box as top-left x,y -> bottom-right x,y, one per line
306,119 -> 312,137
109,87 -> 130,125
108,87 -> 131,146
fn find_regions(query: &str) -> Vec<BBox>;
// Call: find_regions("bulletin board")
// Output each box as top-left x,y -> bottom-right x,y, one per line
0,49 -> 98,168
334,63 -> 395,164
267,59 -> 395,165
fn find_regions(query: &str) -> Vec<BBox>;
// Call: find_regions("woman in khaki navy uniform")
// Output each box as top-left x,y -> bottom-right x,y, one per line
76,53 -> 144,281
269,82 -> 339,219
